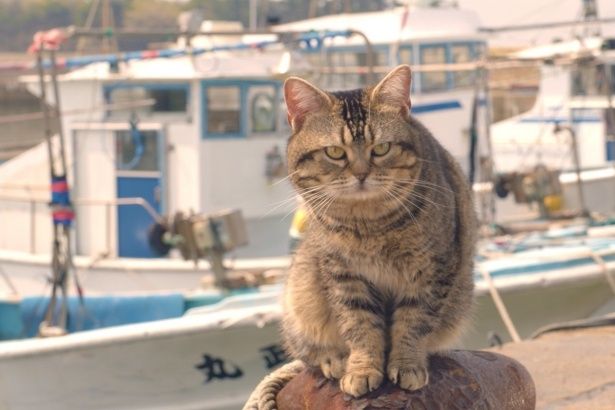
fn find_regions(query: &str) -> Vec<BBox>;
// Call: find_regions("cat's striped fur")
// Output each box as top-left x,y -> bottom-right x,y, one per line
244,65 -> 476,409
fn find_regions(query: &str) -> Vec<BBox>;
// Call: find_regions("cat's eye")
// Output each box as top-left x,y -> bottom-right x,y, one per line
324,146 -> 346,160
372,142 -> 391,157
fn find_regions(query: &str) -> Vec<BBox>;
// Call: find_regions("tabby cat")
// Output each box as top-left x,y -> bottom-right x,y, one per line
244,65 -> 476,409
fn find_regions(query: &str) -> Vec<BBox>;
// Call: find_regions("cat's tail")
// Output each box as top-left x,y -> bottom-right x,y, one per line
243,360 -> 306,410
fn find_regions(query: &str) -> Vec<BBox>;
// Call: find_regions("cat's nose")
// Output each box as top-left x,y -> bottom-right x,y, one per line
354,172 -> 368,184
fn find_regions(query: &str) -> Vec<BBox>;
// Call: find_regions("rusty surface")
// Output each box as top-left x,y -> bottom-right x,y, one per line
276,350 -> 535,410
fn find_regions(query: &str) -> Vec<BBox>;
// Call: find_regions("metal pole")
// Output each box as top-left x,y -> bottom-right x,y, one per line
481,64 -> 497,224
35,49 -> 56,178
106,203 -> 112,256
49,49 -> 68,173
249,0 -> 258,31
30,200 -> 36,254
555,124 -> 590,217
348,30 -> 375,84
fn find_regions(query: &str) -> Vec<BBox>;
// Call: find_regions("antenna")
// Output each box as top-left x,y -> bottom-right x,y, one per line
582,0 -> 601,36
76,0 -> 118,53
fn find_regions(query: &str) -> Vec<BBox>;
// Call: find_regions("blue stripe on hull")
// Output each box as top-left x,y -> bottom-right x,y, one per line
519,117 -> 601,124
412,100 -> 462,114
480,251 -> 615,279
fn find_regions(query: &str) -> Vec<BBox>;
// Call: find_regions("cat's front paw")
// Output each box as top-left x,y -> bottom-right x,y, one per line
340,367 -> 384,397
319,352 -> 347,380
387,359 -> 429,391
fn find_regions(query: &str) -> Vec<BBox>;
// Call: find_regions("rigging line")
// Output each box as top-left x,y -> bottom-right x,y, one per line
0,99 -> 155,125
502,0 -> 575,28
478,266 -> 522,343
0,264 -> 18,295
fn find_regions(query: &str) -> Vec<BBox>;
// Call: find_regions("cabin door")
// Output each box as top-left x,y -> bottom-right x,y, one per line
115,128 -> 165,258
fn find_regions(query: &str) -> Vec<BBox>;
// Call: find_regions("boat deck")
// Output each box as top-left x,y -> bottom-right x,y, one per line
488,321 -> 615,409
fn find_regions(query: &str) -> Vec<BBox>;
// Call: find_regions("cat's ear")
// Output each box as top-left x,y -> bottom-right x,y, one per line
371,65 -> 412,113
284,77 -> 331,131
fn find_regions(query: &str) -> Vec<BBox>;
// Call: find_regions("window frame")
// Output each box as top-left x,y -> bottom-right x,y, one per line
449,42 -> 477,89
321,45 -> 390,88
103,82 -> 191,119
419,42 -> 451,93
201,79 -> 282,139
415,41 -> 483,94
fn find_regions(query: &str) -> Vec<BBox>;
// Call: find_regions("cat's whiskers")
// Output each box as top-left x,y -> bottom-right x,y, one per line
382,175 -> 453,192
314,195 -> 338,220
270,170 -> 299,186
262,186 -> 322,218
383,188 -> 424,236
307,187 -> 338,216
380,177 -> 454,197
387,184 -> 440,226
281,190 -> 330,222
389,183 -> 452,210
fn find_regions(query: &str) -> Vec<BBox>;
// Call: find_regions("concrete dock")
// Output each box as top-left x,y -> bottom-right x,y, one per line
488,324 -> 615,409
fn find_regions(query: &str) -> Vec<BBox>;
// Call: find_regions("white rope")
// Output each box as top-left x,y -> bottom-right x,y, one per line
0,265 -> 19,295
478,266 -> 522,343
589,250 -> 615,295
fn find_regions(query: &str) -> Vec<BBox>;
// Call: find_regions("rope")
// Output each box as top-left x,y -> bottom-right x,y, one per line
478,267 -> 522,343
588,250 -> 615,295
0,30 -> 354,73
0,265 -> 18,295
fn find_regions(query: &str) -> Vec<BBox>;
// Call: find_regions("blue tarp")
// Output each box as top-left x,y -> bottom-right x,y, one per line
18,293 -> 185,338
0,300 -> 22,340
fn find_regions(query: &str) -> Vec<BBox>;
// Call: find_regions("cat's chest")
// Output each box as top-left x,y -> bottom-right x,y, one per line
345,252 -> 431,296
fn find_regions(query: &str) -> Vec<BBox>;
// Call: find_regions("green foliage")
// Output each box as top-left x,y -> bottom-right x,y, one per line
0,0 -> 390,52
0,0 -> 90,51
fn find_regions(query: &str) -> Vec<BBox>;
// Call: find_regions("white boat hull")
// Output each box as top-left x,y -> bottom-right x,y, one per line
1,259 -> 614,410
0,294 -> 283,410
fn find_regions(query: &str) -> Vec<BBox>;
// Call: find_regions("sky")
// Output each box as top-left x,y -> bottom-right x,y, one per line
458,0 -> 615,47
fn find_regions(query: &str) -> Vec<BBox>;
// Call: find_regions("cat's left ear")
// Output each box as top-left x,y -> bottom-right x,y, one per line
284,77 -> 331,131
370,65 -> 412,114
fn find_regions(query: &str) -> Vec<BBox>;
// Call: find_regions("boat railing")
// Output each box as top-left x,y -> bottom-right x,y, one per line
0,193 -> 161,256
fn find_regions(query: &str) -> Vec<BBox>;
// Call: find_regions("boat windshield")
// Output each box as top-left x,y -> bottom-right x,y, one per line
571,63 -> 613,96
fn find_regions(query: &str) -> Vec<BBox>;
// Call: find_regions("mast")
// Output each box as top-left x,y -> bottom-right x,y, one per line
31,35 -> 81,337
581,0 -> 600,36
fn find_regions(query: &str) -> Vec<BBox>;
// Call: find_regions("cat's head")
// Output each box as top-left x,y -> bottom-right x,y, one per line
284,65 -> 421,212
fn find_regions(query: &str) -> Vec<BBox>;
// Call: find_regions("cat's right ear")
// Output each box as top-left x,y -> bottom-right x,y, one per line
370,64 -> 412,114
284,77 -> 331,131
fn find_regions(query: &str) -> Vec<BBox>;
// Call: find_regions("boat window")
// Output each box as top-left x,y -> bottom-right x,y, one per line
105,85 -> 188,118
115,130 -> 160,172
571,63 -> 604,96
325,49 -> 388,88
206,86 -> 241,135
606,108 -> 615,136
450,44 -> 474,88
248,85 -> 277,133
420,45 -> 448,92
399,47 -> 413,65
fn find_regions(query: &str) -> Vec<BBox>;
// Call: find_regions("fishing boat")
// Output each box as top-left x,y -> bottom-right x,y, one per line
0,3 -> 491,295
1,221 -> 614,409
489,36 -> 615,221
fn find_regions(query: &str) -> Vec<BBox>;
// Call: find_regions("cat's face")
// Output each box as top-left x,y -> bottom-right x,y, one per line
284,65 -> 421,208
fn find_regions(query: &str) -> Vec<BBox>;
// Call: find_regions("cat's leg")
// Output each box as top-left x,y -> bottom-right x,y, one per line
386,295 -> 434,391
282,264 -> 349,380
283,321 -> 348,380
327,273 -> 387,397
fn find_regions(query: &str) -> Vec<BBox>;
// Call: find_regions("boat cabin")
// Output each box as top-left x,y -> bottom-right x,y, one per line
0,38 -> 305,260
0,6 -> 492,262
491,37 -> 615,173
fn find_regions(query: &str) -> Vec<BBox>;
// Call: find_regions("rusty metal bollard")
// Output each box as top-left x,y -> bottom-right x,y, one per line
276,350 -> 535,410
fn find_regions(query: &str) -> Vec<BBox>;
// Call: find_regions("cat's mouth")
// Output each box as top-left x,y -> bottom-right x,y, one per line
336,181 -> 382,201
